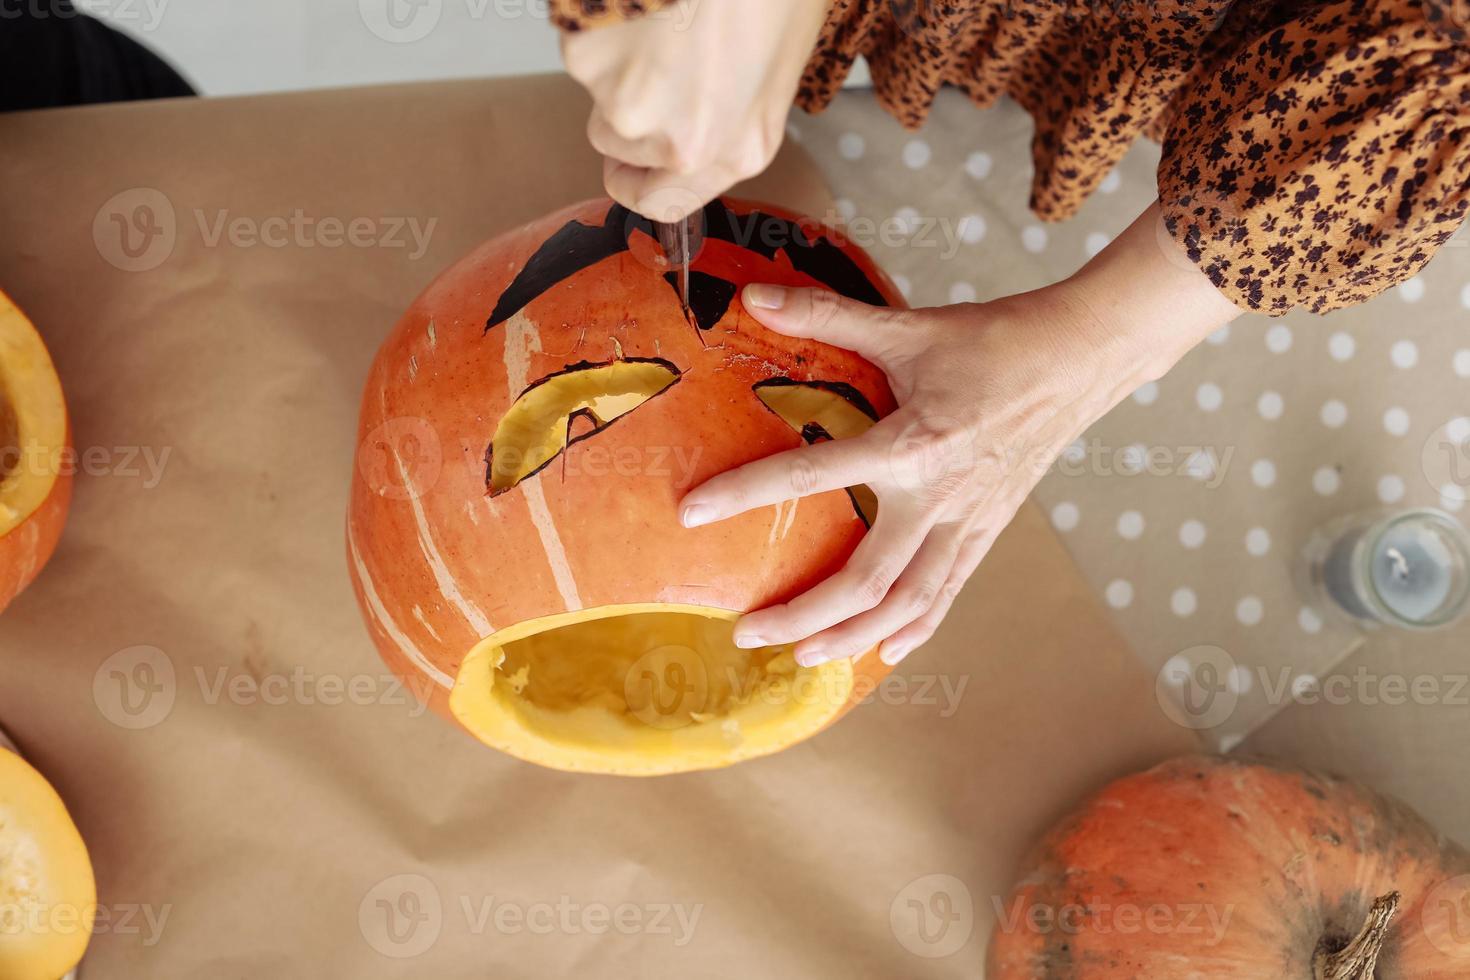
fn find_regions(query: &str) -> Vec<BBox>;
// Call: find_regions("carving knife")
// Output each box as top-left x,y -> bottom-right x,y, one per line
652,210 -> 705,321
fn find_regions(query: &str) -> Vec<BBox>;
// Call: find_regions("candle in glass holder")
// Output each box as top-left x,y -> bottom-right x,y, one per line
1300,508 -> 1470,630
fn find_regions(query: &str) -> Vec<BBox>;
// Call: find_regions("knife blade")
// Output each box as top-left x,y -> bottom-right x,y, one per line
652,210 -> 705,322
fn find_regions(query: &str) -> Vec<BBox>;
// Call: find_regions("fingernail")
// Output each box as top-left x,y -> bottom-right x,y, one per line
745,284 -> 787,310
880,642 -> 913,666
681,504 -> 713,528
796,647 -> 827,668
734,632 -> 767,650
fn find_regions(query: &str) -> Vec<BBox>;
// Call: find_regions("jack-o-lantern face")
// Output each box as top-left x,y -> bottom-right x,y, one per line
348,198 -> 902,775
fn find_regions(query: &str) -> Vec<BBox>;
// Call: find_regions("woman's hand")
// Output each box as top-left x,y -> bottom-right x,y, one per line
560,0 -> 829,220
680,204 -> 1243,667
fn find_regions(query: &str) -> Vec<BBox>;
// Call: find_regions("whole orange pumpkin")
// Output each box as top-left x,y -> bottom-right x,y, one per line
347,197 -> 902,775
988,755 -> 1470,979
0,288 -> 72,614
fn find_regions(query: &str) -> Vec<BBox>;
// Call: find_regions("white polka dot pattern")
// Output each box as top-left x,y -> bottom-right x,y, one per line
794,90 -> 1469,750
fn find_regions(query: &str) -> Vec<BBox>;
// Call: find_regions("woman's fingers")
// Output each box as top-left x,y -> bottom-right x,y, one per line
586,111 -> 671,171
732,502 -> 933,648
742,284 -> 907,365
873,530 -> 991,665
680,428 -> 888,527
793,518 -> 971,666
602,158 -> 728,222
873,495 -> 1021,665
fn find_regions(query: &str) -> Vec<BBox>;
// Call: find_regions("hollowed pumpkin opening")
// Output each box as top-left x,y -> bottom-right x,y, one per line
0,297 -> 66,537
449,605 -> 854,775
486,358 -> 680,495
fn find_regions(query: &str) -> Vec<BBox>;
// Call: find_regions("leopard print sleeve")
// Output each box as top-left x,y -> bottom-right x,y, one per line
548,0 -> 676,31
1158,0 -> 1470,316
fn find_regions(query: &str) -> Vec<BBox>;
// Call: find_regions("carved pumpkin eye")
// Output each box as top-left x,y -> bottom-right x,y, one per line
486,358 -> 680,496
753,378 -> 879,525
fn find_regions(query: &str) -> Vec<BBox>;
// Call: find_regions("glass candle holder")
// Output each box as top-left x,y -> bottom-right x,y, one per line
1299,508 -> 1470,631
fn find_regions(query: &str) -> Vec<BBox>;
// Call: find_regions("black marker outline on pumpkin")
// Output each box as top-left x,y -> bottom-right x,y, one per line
484,199 -> 888,333
661,269 -> 738,331
484,355 -> 682,497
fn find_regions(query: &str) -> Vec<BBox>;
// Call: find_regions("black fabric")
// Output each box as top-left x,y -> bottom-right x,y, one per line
1,2 -> 195,112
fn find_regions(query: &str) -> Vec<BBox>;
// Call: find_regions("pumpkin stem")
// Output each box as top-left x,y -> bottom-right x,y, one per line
1313,891 -> 1400,980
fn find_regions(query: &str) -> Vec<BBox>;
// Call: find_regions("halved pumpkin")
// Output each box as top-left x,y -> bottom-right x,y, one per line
0,731 -> 96,980
348,197 -> 904,775
0,289 -> 71,614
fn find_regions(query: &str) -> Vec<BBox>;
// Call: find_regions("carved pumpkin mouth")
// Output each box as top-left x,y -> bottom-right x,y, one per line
0,298 -> 66,539
448,605 -> 853,775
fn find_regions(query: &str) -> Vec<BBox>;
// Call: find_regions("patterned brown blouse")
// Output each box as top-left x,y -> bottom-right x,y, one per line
552,0 -> 1470,316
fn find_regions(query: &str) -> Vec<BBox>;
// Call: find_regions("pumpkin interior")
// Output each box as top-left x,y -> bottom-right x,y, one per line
0,295 -> 66,537
487,359 -> 680,495
449,605 -> 855,775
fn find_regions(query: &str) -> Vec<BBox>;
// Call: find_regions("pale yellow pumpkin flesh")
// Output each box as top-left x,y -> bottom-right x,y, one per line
487,359 -> 679,495
0,744 -> 95,980
0,298 -> 66,536
450,605 -> 854,776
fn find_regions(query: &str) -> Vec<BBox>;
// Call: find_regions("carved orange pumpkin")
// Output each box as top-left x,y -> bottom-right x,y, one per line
348,197 -> 902,775
0,289 -> 71,614
988,755 -> 1470,979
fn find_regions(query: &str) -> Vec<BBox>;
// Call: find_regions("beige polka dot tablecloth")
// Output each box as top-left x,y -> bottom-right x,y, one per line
787,89 -> 1470,749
